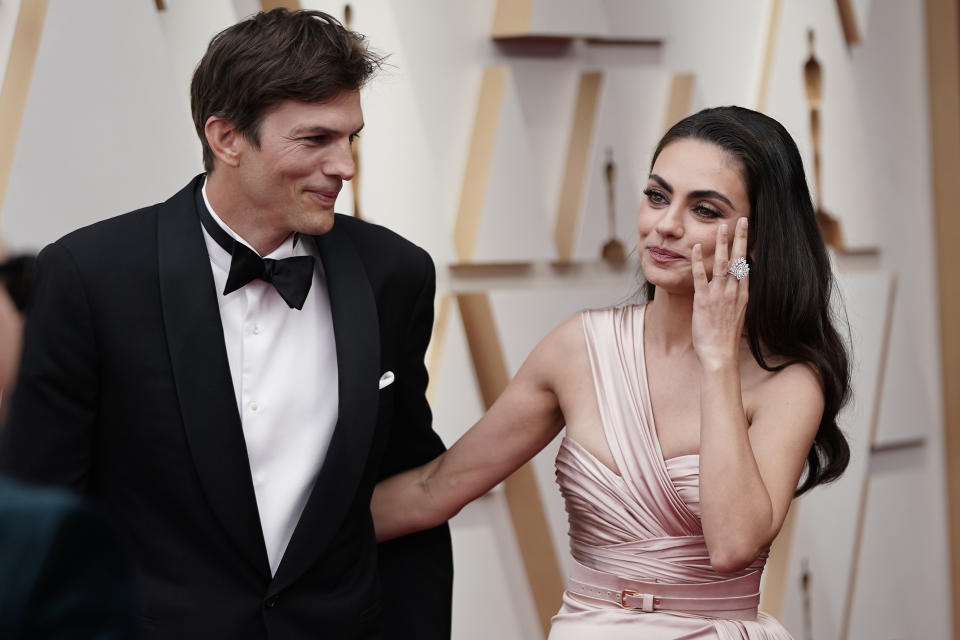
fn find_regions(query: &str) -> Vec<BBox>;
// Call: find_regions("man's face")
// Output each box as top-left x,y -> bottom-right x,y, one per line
236,92 -> 363,237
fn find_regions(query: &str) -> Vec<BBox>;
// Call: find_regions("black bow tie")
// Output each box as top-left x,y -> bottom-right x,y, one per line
195,188 -> 315,310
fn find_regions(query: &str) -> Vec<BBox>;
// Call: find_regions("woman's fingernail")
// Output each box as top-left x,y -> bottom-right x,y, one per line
720,224 -> 729,235
739,217 -> 748,229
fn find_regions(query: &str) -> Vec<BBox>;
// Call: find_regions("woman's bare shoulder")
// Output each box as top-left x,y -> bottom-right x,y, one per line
525,307 -> 619,382
768,361 -> 823,403
530,313 -> 587,370
743,356 -> 824,424
535,305 -> 636,359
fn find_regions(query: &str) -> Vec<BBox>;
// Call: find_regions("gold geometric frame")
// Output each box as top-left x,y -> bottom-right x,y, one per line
259,0 -> 302,11
456,293 -> 564,635
555,71 -> 603,262
0,0 -> 49,215
841,274 -> 898,639
755,0 -> 782,111
663,73 -> 695,133
835,0 -> 862,46
453,66 -> 509,263
925,0 -> 960,637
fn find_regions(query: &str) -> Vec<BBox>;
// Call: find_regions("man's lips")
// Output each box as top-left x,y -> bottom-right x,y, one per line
647,246 -> 685,262
306,188 -> 340,204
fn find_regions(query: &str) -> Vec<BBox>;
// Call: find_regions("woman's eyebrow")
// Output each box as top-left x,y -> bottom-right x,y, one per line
689,189 -> 736,210
649,174 -> 672,193
649,174 -> 737,210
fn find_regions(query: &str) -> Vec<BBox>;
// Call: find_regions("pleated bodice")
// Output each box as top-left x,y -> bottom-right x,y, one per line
549,305 -> 792,640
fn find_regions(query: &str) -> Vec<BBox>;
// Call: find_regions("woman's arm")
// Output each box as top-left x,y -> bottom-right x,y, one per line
692,218 -> 824,573
372,316 -> 581,542
698,359 -> 822,573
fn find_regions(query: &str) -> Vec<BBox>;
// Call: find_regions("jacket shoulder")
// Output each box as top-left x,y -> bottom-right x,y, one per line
55,205 -> 159,251
49,175 -> 202,263
332,214 -> 428,264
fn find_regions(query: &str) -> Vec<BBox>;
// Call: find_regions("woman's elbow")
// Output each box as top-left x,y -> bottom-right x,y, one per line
413,475 -> 469,534
708,543 -> 762,575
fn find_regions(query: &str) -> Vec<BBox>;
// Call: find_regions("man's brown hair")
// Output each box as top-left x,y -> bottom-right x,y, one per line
190,8 -> 383,172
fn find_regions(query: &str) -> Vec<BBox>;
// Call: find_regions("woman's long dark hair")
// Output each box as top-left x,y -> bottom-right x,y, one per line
645,106 -> 850,495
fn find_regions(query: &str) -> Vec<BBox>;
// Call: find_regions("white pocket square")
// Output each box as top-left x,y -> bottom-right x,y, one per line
378,371 -> 395,390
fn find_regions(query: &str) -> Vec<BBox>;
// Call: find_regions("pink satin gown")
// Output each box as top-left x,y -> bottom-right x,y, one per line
549,305 -> 793,639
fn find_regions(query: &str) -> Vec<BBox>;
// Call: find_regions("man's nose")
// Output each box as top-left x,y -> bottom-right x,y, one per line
326,138 -> 356,181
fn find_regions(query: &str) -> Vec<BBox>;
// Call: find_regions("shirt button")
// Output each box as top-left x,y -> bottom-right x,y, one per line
250,401 -> 259,412
265,595 -> 279,609
252,324 -> 260,335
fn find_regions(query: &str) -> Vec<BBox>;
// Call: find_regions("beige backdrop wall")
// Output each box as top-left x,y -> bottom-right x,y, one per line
0,1 -> 951,639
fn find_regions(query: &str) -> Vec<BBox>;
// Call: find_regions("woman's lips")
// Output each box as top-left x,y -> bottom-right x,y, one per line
647,246 -> 685,263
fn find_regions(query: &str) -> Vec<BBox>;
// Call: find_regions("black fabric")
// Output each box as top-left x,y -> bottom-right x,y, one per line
194,187 -> 315,310
0,477 -> 138,640
0,254 -> 37,312
0,174 -> 452,640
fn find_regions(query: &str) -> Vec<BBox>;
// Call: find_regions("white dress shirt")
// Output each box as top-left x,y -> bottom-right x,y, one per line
200,182 -> 339,576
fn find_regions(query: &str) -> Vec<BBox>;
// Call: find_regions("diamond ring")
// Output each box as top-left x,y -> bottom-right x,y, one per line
727,257 -> 750,281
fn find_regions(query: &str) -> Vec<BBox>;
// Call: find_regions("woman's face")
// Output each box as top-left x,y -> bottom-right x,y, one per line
637,138 -> 750,295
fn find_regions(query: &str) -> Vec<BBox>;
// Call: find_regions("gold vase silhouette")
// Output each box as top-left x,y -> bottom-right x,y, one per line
601,148 -> 626,262
801,557 -> 813,640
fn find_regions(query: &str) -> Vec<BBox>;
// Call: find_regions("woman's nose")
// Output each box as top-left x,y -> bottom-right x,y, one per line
654,206 -> 683,238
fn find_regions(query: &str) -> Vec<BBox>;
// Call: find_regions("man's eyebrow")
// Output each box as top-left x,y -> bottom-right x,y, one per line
648,174 -> 736,210
290,125 -> 334,137
289,123 -> 365,136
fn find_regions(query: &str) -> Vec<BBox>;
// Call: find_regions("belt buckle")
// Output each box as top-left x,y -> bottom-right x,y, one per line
620,590 -> 658,613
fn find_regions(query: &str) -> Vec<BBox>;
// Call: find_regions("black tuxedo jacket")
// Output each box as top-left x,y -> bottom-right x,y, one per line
0,477 -> 137,639
0,175 -> 453,639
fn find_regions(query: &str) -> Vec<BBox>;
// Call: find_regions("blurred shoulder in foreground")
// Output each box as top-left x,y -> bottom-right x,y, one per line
0,476 -> 137,640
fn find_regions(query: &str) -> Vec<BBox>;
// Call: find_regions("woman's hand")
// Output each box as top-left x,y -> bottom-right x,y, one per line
691,217 -> 825,573
691,217 -> 749,371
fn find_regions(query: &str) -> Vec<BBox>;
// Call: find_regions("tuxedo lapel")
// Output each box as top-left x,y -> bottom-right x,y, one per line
271,219 -> 380,592
156,176 -> 271,579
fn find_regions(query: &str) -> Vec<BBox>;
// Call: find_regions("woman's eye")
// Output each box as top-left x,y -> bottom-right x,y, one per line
693,204 -> 722,218
643,188 -> 667,205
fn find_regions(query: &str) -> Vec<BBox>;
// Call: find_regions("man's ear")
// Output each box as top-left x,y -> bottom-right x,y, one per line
204,116 -> 244,169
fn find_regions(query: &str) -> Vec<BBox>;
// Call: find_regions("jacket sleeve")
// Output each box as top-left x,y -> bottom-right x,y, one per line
376,247 -> 453,640
0,241 -> 100,491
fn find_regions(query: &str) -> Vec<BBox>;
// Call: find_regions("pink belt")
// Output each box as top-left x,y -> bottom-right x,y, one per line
566,559 -> 761,621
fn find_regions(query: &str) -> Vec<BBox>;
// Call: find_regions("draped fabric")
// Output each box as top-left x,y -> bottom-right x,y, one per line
549,305 -> 792,639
